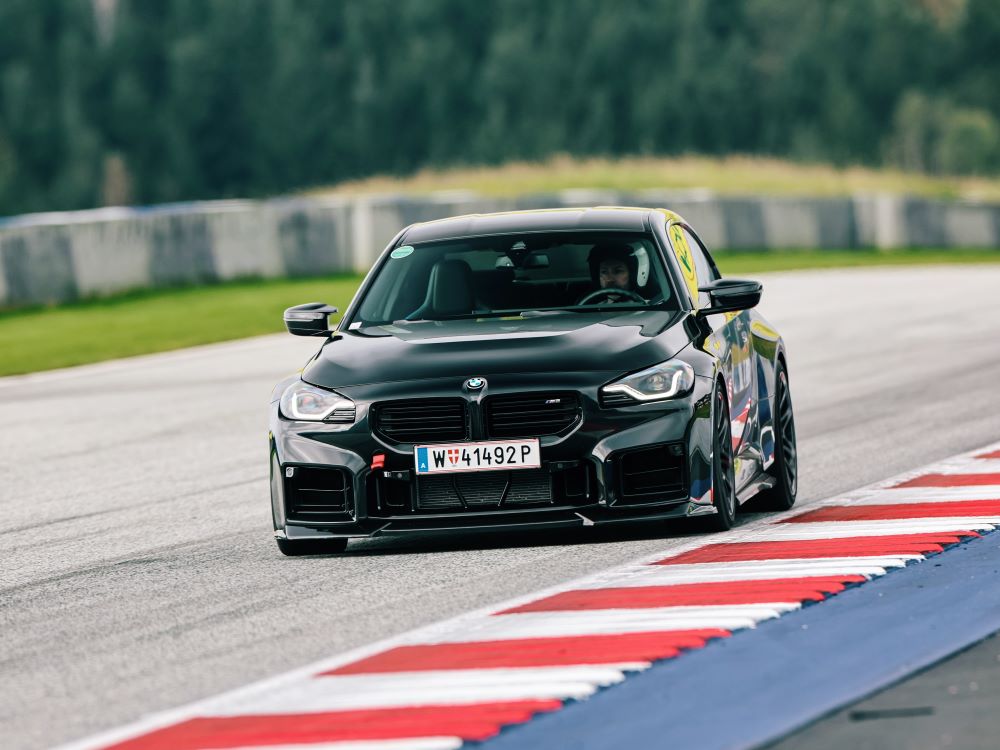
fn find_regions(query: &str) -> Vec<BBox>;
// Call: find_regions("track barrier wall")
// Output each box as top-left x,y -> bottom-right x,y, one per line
2,191 -> 999,308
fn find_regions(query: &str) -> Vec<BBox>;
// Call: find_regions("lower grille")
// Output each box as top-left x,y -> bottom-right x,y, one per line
616,444 -> 686,504
286,466 -> 353,521
417,469 -> 552,511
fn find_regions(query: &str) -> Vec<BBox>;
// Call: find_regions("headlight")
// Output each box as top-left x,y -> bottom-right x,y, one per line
280,380 -> 356,422
602,361 -> 695,402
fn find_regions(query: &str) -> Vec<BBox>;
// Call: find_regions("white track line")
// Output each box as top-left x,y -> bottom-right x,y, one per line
925,459 -> 1000,474
842,486 -> 1000,503
417,606 -> 795,643
738,520 -> 997,540
581,562 -> 899,588
0,333 -> 290,389
213,681 -> 600,712
208,668 -> 638,714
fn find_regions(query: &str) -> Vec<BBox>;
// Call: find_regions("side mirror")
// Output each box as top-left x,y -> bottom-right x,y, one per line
283,302 -> 338,336
696,278 -> 762,316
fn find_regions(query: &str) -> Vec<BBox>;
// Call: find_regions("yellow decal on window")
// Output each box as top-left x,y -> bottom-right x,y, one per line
669,224 -> 699,307
656,208 -> 685,224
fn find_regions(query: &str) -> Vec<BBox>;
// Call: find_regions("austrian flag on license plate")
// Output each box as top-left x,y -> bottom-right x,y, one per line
414,439 -> 541,474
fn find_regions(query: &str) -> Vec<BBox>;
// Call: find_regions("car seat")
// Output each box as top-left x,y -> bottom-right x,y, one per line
407,259 -> 477,319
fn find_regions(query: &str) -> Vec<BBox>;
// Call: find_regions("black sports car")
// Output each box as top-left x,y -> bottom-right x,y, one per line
268,207 -> 797,555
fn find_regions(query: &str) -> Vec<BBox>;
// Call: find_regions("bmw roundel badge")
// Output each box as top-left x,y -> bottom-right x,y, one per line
465,377 -> 486,391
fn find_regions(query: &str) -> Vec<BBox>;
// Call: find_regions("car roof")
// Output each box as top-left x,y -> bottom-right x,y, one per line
400,206 -> 658,244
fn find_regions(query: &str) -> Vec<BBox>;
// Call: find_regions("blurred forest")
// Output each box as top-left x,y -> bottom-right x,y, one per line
1,0 -> 999,215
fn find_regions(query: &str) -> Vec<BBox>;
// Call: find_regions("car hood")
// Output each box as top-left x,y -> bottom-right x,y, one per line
302,310 -> 696,389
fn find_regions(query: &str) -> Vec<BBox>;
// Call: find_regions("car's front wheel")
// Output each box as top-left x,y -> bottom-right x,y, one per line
276,537 -> 348,556
752,362 -> 798,511
702,383 -> 737,532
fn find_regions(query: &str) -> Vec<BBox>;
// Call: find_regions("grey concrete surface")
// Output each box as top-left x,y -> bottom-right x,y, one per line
1,266 -> 999,749
771,633 -> 1000,750
3,192 -> 1000,308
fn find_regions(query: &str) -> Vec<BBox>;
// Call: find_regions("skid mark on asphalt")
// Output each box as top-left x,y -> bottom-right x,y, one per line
57,441 -> 1000,750
0,531 -> 259,596
0,475 -> 266,539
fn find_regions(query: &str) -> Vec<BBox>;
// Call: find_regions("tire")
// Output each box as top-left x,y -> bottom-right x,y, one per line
752,362 -> 798,512
702,383 -> 737,532
276,537 -> 349,556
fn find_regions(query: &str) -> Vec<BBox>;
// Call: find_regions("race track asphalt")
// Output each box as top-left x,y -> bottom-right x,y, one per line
2,265 -> 999,750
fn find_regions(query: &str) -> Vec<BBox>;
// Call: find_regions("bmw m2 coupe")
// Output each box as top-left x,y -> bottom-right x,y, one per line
269,207 -> 797,555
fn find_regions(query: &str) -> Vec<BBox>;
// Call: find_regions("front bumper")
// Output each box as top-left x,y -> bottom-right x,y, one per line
269,373 -> 716,539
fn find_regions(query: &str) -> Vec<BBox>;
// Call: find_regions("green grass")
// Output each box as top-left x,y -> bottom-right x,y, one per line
2,248 -> 1000,377
0,274 -> 364,377
313,155 -> 1000,202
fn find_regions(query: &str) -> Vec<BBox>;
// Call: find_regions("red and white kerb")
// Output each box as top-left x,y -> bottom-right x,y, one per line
61,443 -> 1000,750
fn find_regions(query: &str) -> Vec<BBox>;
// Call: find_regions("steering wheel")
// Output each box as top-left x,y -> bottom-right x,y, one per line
577,288 -> 646,305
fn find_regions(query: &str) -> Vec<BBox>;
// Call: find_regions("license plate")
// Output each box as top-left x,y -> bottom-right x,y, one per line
414,439 -> 541,475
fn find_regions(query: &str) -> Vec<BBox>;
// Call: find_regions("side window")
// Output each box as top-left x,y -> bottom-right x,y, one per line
683,227 -> 720,284
667,222 -> 720,308
667,223 -> 697,305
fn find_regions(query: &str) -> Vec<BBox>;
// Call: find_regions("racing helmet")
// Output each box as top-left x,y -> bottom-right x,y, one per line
587,242 -> 649,290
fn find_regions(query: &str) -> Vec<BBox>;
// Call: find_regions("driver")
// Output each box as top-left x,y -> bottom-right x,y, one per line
591,242 -> 638,291
577,242 -> 643,303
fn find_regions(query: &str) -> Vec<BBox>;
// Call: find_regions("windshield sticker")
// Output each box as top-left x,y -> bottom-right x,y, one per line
669,224 -> 699,308
390,245 -> 414,259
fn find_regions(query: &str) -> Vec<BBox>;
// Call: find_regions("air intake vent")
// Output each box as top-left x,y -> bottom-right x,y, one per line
285,466 -> 353,521
616,444 -> 686,504
485,392 -> 581,439
416,469 -> 552,511
374,399 -> 466,443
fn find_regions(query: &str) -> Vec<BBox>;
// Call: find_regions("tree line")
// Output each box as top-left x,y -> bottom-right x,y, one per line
1,0 -> 999,216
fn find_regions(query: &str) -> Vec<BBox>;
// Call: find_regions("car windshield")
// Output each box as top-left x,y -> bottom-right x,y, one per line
352,231 -> 676,327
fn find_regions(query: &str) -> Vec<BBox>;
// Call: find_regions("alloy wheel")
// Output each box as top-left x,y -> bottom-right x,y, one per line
714,388 -> 736,521
777,370 -> 798,497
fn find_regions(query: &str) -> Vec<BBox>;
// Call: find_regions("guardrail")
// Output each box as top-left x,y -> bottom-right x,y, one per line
1,190 -> 998,308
